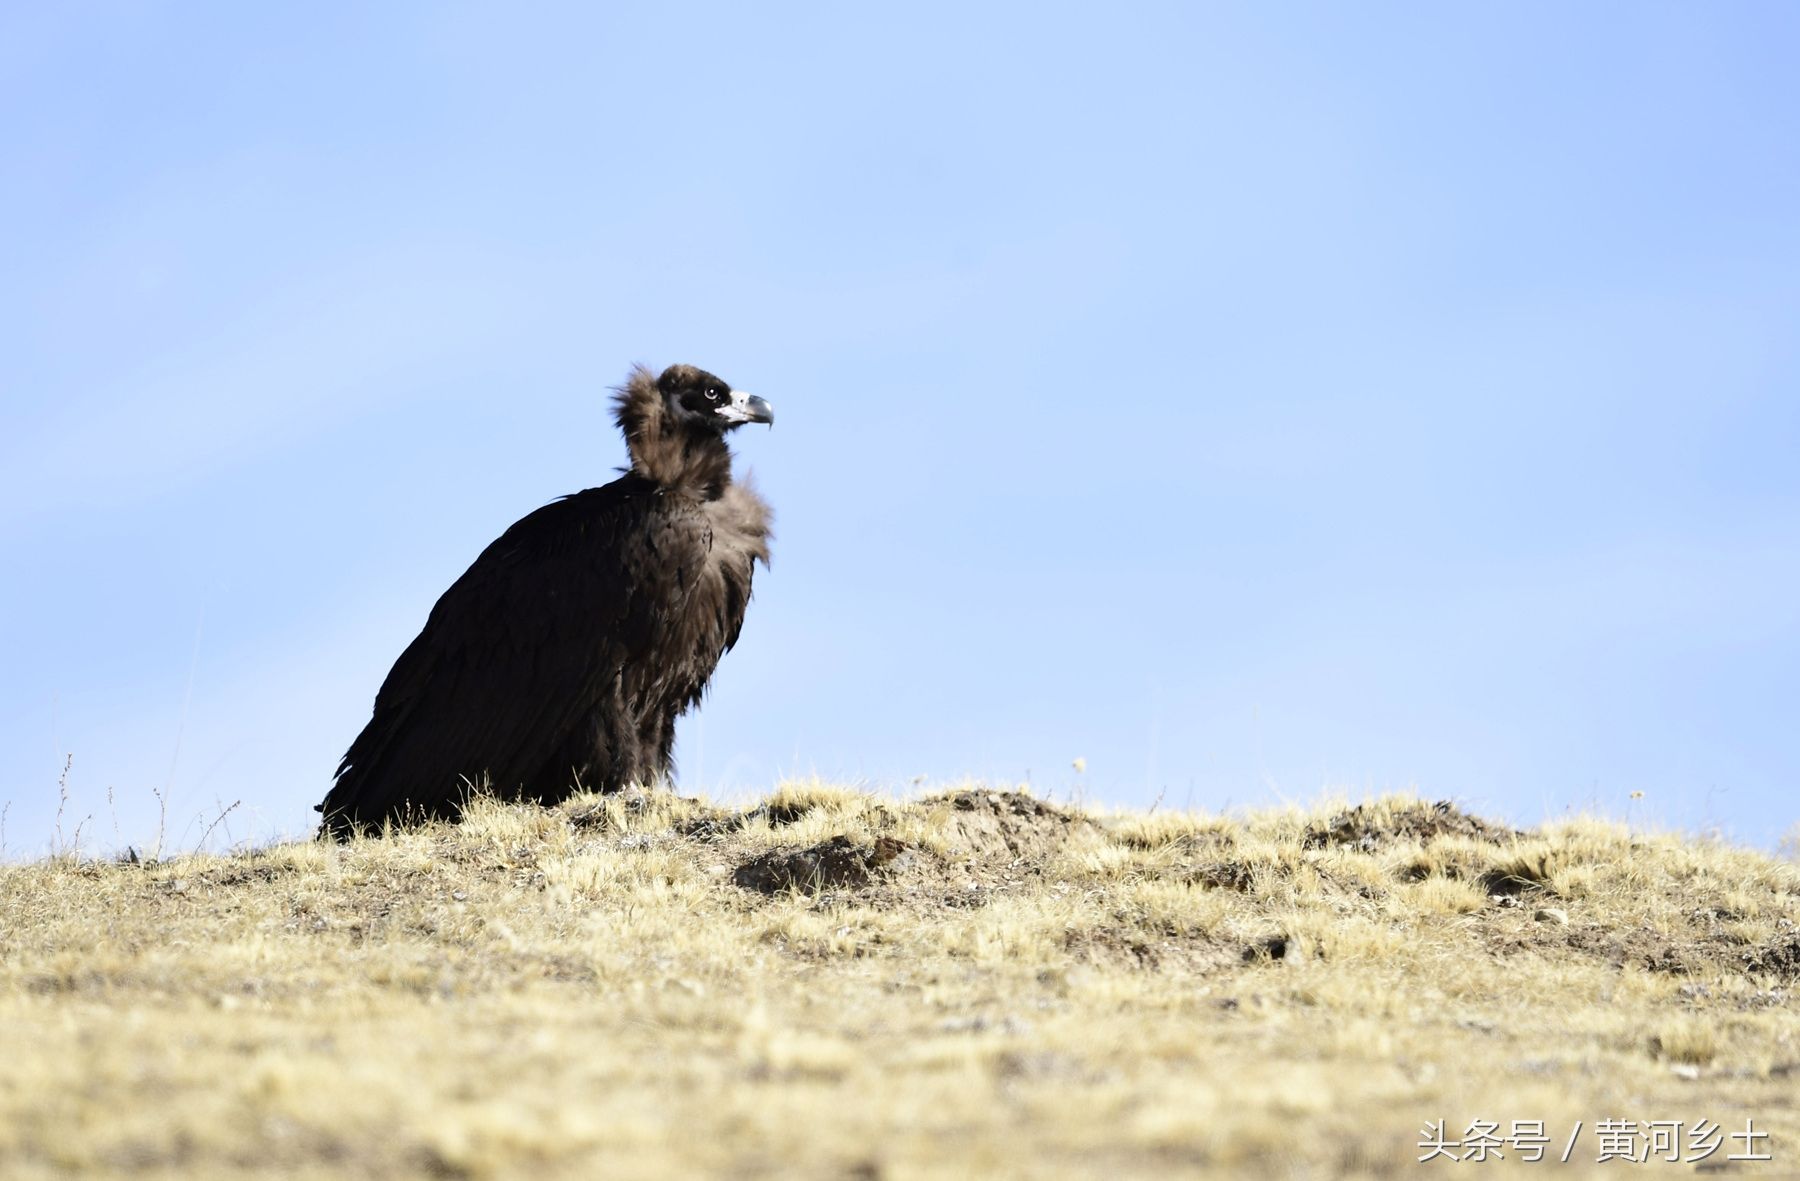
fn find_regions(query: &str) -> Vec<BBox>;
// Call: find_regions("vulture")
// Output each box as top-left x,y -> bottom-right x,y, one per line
317,364 -> 774,838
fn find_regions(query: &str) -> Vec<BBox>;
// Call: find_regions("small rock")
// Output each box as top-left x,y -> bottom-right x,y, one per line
1534,908 -> 1569,925
1669,1063 -> 1701,1080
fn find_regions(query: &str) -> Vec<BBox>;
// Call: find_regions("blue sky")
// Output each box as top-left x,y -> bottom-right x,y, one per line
2,3 -> 1796,856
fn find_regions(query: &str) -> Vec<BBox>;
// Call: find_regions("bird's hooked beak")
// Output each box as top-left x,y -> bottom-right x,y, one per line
717,389 -> 775,428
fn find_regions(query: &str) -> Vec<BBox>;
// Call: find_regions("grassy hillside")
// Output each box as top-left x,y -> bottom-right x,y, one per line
2,785 -> 1796,1179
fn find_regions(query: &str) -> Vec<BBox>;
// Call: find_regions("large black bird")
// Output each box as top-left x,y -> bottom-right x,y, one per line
317,364 -> 774,838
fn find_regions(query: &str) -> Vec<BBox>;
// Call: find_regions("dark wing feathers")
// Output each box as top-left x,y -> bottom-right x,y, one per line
321,479 -> 671,832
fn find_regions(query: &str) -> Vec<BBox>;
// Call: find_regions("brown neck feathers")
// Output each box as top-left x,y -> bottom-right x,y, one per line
613,365 -> 733,498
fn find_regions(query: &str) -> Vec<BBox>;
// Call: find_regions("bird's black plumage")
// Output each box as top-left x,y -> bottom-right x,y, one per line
318,364 -> 773,838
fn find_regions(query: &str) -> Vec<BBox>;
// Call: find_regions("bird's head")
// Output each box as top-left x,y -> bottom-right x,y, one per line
657,364 -> 775,433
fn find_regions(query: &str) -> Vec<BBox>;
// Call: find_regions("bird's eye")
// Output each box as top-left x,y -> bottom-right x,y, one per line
704,387 -> 722,402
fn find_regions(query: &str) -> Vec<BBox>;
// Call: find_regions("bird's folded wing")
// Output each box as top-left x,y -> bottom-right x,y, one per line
321,484 -> 676,828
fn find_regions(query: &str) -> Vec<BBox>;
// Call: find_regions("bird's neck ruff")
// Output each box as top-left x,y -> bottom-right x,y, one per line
613,365 -> 734,498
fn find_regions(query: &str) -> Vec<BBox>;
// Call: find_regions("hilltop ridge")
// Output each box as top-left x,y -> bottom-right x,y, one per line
2,786 -> 1796,1178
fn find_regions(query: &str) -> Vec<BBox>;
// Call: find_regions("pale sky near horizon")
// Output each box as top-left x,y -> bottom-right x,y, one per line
3,3 -> 1796,857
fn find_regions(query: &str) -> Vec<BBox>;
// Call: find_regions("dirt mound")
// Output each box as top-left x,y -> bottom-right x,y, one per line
933,790 -> 1093,865
726,790 -> 1091,900
678,800 -> 814,837
1303,799 -> 1518,852
733,836 -> 912,895
1745,935 -> 1800,981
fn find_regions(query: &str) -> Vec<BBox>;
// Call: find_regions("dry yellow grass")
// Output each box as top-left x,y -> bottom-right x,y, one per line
1,785 -> 1796,1179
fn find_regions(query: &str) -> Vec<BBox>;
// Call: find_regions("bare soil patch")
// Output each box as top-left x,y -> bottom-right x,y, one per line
725,789 -> 1095,903
932,789 -> 1095,865
734,836 -> 911,894
1746,933 -> 1800,981
1303,798 -> 1519,851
